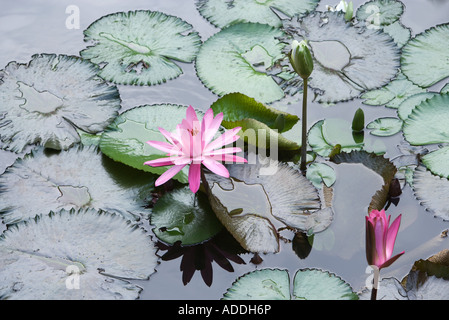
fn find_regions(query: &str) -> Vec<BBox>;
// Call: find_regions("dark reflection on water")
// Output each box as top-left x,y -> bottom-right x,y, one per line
0,0 -> 448,300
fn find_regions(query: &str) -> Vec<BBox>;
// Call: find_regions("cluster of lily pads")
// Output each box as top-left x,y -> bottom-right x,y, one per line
0,0 -> 449,300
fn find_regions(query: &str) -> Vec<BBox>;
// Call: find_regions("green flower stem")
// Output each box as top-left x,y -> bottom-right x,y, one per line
300,78 -> 308,172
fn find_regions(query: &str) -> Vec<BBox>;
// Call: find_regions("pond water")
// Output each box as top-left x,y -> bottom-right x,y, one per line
1,0 -> 449,300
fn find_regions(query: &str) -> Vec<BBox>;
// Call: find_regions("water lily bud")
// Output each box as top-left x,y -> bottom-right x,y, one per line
289,40 -> 314,80
344,1 -> 354,22
352,108 -> 365,132
274,114 -> 285,132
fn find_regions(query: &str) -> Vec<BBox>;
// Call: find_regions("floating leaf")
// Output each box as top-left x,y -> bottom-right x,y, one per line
203,155 -> 331,253
0,146 -> 153,225
222,268 -> 357,300
306,162 -> 336,189
281,11 -> 400,103
196,0 -> 319,28
0,208 -> 158,300
367,117 -> 402,137
0,54 -> 120,153
413,165 -> 449,221
382,21 -> 411,48
331,150 -> 397,212
100,104 -> 204,184
362,73 -> 426,108
401,23 -> 449,88
210,93 -> 300,150
196,23 -> 286,104
150,186 -> 223,246
80,10 -> 201,86
397,92 -> 436,121
356,0 -> 404,27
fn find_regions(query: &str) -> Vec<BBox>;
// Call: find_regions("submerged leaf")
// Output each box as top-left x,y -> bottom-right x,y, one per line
0,146 -> 154,225
0,208 -> 158,300
203,155 -> 330,253
281,11 -> 400,103
150,186 -> 223,245
401,23 -> 449,88
0,54 -> 120,152
196,23 -> 286,104
81,10 -> 201,86
197,0 -> 319,28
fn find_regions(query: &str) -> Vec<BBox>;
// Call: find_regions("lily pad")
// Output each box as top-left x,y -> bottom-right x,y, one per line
150,186 -> 223,245
0,208 -> 157,300
413,165 -> 449,221
100,104 -> 204,184
203,155 -> 332,253
306,162 -> 336,189
0,54 -> 120,152
397,92 -> 436,121
195,23 -> 286,104
356,0 -> 404,27
401,23 -> 449,88
0,146 -> 154,225
281,11 -> 400,103
196,0 -> 319,28
382,21 -> 411,48
210,93 -> 300,150
80,10 -> 201,86
222,268 -> 357,300
362,73 -> 426,108
366,117 -> 402,137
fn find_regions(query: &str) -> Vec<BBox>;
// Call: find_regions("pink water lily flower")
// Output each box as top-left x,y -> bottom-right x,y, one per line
365,209 -> 405,270
144,106 -> 247,193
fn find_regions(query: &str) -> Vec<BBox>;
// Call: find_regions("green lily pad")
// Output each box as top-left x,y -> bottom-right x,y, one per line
382,21 -> 411,48
80,10 -> 201,86
0,208 -> 158,300
401,23 -> 449,88
210,93 -> 300,150
281,11 -> 400,103
367,117 -> 402,137
356,0 -> 404,27
0,146 -> 154,225
203,156 -> 332,253
195,23 -> 286,104
397,92 -> 436,121
196,0 -> 319,28
413,165 -> 449,221
362,73 -> 426,108
150,186 -> 223,245
100,104 -> 204,184
222,268 -> 357,300
0,54 -> 120,153
306,162 -> 336,189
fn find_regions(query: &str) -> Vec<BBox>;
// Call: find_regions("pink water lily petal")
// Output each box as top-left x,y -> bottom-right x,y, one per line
203,112 -> 223,145
205,147 -> 242,156
155,164 -> 186,186
385,214 -> 402,258
188,163 -> 202,193
202,157 -> 230,178
210,154 -> 247,164
204,127 -> 241,152
144,157 -> 174,167
146,140 -> 181,155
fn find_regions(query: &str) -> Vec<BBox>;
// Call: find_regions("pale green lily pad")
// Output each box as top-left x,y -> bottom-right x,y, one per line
362,73 -> 426,108
306,162 -> 336,189
150,186 -> 223,245
397,92 -> 436,121
367,117 -> 402,137
210,93 -> 300,150
281,11 -> 400,103
204,156 -> 332,253
100,104 -> 204,184
196,0 -> 319,28
0,54 -> 120,153
222,268 -> 357,300
413,165 -> 449,221
80,10 -> 201,86
0,208 -> 158,300
195,23 -> 286,104
401,23 -> 449,88
383,21 -> 411,48
356,0 -> 404,27
0,146 -> 154,225
403,93 -> 449,177
308,118 -> 386,157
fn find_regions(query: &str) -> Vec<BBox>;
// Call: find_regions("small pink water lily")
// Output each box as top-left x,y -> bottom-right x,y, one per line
144,106 -> 247,193
365,209 -> 405,270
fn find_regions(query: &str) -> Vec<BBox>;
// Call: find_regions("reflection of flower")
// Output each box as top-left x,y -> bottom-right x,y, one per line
144,106 -> 246,193
156,230 -> 247,287
365,209 -> 404,270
